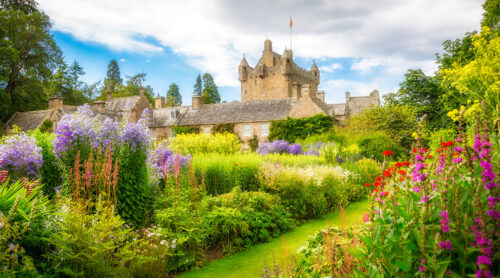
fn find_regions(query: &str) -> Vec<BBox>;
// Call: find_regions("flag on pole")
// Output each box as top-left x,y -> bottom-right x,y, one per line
290,16 -> 293,28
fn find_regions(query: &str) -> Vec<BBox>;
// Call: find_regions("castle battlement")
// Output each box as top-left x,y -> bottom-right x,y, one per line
239,39 -> 320,102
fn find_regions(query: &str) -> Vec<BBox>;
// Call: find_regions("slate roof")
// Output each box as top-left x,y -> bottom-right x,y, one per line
105,96 -> 141,114
3,110 -> 52,132
150,107 -> 188,127
177,99 -> 294,126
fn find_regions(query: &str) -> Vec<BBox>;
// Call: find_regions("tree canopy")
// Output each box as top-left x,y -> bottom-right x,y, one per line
193,74 -> 202,96
166,83 -> 182,106
201,73 -> 220,104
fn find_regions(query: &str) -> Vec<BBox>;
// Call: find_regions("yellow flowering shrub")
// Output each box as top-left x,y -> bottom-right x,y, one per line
170,132 -> 241,155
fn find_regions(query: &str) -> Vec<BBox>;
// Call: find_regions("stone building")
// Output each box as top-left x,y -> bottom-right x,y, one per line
329,90 -> 380,125
2,89 -> 152,135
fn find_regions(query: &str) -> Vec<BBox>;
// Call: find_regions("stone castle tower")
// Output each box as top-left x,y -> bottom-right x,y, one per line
239,39 -> 323,102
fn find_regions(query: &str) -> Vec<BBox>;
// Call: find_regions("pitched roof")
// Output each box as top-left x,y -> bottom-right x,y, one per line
150,107 -> 188,127
104,96 -> 141,113
3,110 -> 51,132
177,99 -> 294,126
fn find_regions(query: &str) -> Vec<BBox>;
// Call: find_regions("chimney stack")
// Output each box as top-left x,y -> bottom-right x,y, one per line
92,100 -> 106,114
292,82 -> 300,102
107,91 -> 112,101
155,96 -> 165,109
48,95 -> 63,110
345,91 -> 351,102
301,84 -> 311,97
192,95 -> 203,110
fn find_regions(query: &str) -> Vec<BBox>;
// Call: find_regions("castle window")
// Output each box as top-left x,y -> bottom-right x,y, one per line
287,59 -> 290,64
242,124 -> 251,137
170,109 -> 180,119
261,123 -> 269,136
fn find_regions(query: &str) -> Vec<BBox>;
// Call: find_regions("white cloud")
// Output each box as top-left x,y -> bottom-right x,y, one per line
119,58 -> 126,62
38,0 -> 483,88
319,63 -> 343,73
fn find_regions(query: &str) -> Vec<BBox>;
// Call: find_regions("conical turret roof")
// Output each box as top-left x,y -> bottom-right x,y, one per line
310,62 -> 319,71
239,56 -> 249,67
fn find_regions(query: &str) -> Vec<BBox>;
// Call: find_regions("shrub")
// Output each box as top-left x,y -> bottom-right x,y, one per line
427,128 -> 457,151
31,130 -> 61,198
257,140 -> 303,155
39,119 -> 53,133
0,133 -> 42,179
296,131 -> 340,146
172,126 -> 200,135
357,133 -> 405,162
212,123 -> 235,135
258,163 -> 358,219
268,114 -> 334,142
170,133 -> 241,155
248,135 -> 259,152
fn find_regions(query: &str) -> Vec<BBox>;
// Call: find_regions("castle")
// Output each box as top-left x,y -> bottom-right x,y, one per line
3,39 -> 380,144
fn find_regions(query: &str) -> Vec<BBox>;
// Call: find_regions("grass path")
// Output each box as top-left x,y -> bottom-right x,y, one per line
179,200 -> 370,278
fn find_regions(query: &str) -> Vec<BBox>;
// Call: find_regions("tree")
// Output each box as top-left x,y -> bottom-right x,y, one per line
0,4 -> 61,123
68,60 -> 85,90
481,0 -> 499,30
103,59 -> 122,95
166,83 -> 182,106
111,72 -> 154,105
386,69 -> 450,129
193,74 -> 202,96
201,73 -> 220,104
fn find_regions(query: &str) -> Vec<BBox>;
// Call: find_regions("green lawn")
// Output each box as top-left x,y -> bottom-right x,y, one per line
179,199 -> 370,278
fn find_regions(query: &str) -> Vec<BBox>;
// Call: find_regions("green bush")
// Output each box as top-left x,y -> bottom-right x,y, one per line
172,126 -> 200,135
268,114 -> 334,143
427,128 -> 457,151
170,133 -> 241,155
357,133 -> 405,162
38,119 -> 53,133
296,131 -> 342,146
31,130 -> 61,198
212,123 -> 235,135
193,153 -> 262,195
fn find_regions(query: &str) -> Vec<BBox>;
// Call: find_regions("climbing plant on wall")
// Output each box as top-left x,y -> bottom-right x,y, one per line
268,114 -> 334,143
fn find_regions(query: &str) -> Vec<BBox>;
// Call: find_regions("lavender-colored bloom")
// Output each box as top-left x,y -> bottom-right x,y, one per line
8,243 -> 15,251
289,143 -> 303,155
0,133 -> 42,178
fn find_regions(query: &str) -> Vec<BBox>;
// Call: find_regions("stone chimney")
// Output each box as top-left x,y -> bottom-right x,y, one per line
292,82 -> 300,102
92,100 -> 106,114
155,96 -> 165,109
301,84 -> 311,97
48,95 -> 63,110
263,39 -> 274,67
316,90 -> 325,102
264,39 -> 272,52
107,91 -> 112,101
139,87 -> 145,97
345,91 -> 351,102
192,95 -> 203,110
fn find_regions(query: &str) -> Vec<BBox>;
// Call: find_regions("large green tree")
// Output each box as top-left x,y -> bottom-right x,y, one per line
0,1 -> 61,123
68,60 -> 85,91
102,59 -> 122,95
193,74 -> 202,96
201,73 -> 220,104
481,0 -> 499,30
166,83 -> 182,106
385,69 -> 450,129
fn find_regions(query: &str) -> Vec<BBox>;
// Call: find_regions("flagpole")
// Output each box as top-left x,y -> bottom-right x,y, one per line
289,15 -> 292,51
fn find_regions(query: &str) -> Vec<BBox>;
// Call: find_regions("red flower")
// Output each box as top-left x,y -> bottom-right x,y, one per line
421,148 -> 429,152
394,162 -> 402,167
399,176 -> 404,181
401,161 -> 410,166
398,170 -> 407,175
376,177 -> 382,182
382,191 -> 389,196
413,148 -> 417,153
447,141 -> 455,146
383,150 -> 393,156
383,170 -> 392,177
373,182 -> 381,187
452,152 -> 460,157
364,183 -> 371,187
372,188 -> 379,193
427,155 -> 433,159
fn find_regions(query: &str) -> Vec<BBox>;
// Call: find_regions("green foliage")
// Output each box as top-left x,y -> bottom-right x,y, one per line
427,128 -> 457,151
268,114 -> 334,143
192,153 -> 262,195
201,73 -> 220,104
212,123 -> 235,135
103,59 -> 122,94
319,143 -> 340,165
166,82 -> 182,106
348,104 -> 417,150
356,133 -> 405,162
31,130 -> 61,198
170,133 -> 241,155
0,7 -> 62,123
173,125 -> 200,135
193,74 -> 202,96
481,0 -> 499,30
385,69 -> 451,130
0,177 -> 49,223
296,131 -> 342,146
48,198 -> 149,277
38,119 -> 53,133
248,135 -> 259,152
0,196 -> 37,277
117,146 -> 149,225
46,61 -> 89,106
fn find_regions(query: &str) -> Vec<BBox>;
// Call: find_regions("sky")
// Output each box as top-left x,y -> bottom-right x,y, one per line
38,0 -> 484,104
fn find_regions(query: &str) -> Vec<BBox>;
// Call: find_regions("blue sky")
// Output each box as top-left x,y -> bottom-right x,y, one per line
42,0 -> 483,105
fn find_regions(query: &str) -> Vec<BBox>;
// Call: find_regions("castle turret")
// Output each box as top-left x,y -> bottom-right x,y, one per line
281,49 -> 292,75
262,39 -> 274,67
239,57 -> 249,81
310,62 -> 320,83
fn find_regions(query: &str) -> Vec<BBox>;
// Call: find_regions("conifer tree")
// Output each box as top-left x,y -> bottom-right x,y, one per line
202,73 -> 220,104
166,83 -> 182,106
193,74 -> 202,96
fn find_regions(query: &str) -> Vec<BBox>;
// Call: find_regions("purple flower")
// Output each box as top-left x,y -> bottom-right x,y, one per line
0,133 -> 42,178
439,240 -> 452,250
289,143 -> 303,155
477,256 -> 492,266
8,243 -> 15,251
440,210 -> 450,233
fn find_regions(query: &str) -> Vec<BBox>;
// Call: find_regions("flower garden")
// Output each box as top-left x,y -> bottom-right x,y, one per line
1,98 -> 498,277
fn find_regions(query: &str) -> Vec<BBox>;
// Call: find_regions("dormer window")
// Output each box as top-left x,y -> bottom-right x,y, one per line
170,109 -> 180,120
